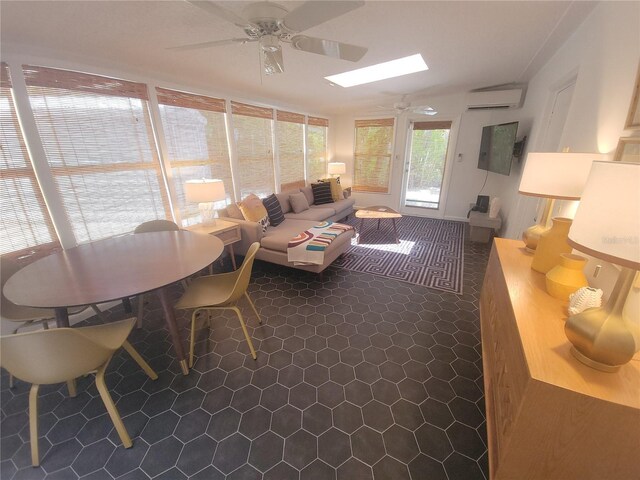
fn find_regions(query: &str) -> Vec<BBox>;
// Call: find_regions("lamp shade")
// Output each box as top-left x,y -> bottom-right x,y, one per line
184,179 -> 225,203
327,162 -> 346,175
518,152 -> 606,199
568,161 -> 640,270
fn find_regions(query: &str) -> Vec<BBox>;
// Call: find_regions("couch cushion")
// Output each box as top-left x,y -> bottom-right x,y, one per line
262,194 -> 285,226
331,197 -> 356,215
300,185 -> 314,205
284,207 -> 334,221
289,192 -> 310,213
275,191 -> 294,214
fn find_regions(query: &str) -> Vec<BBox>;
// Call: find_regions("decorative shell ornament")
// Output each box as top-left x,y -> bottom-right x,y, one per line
568,287 -> 603,315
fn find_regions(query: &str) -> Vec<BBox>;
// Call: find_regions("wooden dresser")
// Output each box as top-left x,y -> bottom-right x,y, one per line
480,239 -> 640,480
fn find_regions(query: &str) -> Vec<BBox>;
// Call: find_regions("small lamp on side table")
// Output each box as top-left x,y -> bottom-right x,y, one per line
564,161 -> 640,372
327,162 -> 346,178
185,179 -> 226,226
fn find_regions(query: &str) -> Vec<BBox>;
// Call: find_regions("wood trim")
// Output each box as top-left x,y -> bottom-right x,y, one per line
231,101 -> 274,119
355,118 -> 394,128
308,116 -> 329,127
156,87 -> 226,113
22,65 -> 149,100
413,120 -> 452,130
276,110 -> 305,124
624,62 -> 640,130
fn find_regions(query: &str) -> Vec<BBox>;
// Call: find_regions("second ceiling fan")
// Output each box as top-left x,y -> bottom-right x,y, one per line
171,0 -> 369,75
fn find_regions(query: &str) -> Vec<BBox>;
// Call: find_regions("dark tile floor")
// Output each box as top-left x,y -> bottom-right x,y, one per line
1,232 -> 492,480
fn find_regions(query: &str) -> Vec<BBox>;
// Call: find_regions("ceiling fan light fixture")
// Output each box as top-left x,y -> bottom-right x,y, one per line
325,53 -> 428,88
260,34 -> 280,52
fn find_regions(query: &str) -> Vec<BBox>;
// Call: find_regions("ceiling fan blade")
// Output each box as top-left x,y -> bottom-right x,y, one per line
185,1 -> 249,27
263,48 -> 284,75
413,107 -> 437,115
283,1 -> 364,32
290,35 -> 367,62
167,38 -> 253,51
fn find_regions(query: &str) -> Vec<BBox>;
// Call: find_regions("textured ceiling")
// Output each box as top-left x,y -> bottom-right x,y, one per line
0,1 -> 596,114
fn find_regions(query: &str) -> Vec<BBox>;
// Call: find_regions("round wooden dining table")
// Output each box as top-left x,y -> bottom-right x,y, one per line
3,231 -> 224,375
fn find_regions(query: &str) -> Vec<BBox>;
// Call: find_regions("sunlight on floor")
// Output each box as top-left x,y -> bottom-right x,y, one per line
350,237 -> 416,255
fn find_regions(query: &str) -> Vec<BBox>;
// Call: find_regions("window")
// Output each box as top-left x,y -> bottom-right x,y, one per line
276,110 -> 305,191
307,116 -> 328,183
353,118 -> 395,193
231,101 -> 274,198
0,62 -> 60,257
404,121 -> 452,209
157,88 -> 233,226
24,65 -> 170,243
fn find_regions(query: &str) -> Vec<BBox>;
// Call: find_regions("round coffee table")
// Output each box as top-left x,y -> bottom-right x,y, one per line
355,206 -> 402,244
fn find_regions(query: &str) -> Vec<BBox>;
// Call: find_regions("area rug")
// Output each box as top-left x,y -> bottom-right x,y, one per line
333,215 -> 465,294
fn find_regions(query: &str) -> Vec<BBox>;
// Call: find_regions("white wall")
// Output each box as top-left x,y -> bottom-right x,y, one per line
332,90 -> 529,223
499,2 -> 639,308
333,2 -> 639,236
502,2 -> 640,242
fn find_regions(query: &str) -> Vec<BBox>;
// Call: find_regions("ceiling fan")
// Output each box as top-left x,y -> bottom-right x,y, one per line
377,95 -> 437,115
170,1 -> 368,75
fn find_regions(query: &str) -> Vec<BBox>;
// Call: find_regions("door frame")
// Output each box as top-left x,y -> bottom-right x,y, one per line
399,116 -> 460,219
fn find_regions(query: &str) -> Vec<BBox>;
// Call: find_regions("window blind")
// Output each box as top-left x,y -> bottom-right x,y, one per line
307,116 -> 328,182
0,62 -> 60,257
23,65 -> 170,243
353,118 -> 395,193
157,87 -> 233,226
276,110 -> 305,191
231,101 -> 275,198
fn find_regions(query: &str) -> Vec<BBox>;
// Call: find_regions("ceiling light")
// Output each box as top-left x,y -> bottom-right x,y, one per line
325,54 -> 428,88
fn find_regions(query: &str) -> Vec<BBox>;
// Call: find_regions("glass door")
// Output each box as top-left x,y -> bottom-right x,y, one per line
401,121 -> 452,216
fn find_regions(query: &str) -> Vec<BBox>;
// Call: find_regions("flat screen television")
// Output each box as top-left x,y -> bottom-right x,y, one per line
477,121 -> 519,176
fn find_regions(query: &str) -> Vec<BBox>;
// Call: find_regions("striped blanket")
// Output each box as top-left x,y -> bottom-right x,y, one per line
287,221 -> 354,265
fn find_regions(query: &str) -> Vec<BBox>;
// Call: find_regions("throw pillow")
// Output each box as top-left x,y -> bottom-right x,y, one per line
257,214 -> 270,234
311,182 -> 333,205
300,185 -> 314,206
238,193 -> 268,222
319,177 -> 343,202
275,192 -> 292,213
262,194 -> 285,226
289,192 -> 310,213
225,203 -> 244,220
239,193 -> 270,233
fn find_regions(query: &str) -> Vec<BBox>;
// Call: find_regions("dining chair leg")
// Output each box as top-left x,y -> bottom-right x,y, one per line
231,306 -> 257,360
189,310 -> 199,368
95,360 -> 132,449
136,294 -> 145,329
122,341 -> 158,380
29,384 -> 40,466
244,292 -> 262,324
9,374 -> 14,389
90,304 -> 106,321
67,379 -> 77,398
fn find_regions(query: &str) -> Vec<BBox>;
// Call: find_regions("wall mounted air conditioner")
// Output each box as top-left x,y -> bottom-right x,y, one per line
466,89 -> 524,110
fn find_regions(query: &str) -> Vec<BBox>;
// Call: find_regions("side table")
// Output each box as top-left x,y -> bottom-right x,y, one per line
185,220 -> 241,270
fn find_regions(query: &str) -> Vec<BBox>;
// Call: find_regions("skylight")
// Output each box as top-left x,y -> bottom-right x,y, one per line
325,54 -> 428,88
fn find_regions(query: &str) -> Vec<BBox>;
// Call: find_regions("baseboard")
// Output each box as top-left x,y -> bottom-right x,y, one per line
445,215 -> 470,222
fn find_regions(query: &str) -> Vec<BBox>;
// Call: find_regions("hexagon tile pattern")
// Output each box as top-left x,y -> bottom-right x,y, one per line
0,233 -> 491,479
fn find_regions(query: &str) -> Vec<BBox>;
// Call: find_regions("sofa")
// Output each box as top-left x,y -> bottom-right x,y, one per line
219,185 -> 356,273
